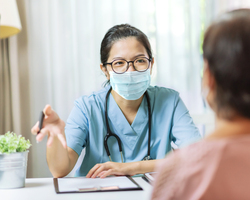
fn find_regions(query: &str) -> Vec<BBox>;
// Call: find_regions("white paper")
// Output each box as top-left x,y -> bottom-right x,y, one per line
57,176 -> 138,192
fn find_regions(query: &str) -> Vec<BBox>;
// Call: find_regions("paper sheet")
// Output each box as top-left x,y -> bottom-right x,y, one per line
57,176 -> 138,192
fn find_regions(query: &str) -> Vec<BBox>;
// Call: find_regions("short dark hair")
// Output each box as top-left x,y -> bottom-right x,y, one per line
203,9 -> 250,119
100,24 -> 152,65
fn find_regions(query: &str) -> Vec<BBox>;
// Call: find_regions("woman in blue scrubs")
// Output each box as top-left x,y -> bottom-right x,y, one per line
31,24 -> 201,178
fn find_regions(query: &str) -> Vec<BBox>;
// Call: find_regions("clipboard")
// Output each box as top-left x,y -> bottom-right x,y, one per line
53,175 -> 143,194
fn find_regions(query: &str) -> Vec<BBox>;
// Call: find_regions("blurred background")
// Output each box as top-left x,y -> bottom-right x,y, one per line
1,0 -> 250,178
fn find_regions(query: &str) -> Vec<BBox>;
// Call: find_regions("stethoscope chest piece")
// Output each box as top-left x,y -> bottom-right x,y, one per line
142,155 -> 152,161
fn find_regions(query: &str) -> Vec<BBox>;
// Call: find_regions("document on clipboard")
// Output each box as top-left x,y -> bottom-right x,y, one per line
53,176 -> 142,194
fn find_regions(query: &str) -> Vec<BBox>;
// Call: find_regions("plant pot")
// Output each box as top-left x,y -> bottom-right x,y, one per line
0,151 -> 29,189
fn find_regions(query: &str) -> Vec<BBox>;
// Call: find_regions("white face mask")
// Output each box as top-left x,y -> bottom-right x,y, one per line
109,69 -> 151,100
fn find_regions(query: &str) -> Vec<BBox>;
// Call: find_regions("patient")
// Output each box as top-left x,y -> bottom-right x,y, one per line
151,9 -> 250,200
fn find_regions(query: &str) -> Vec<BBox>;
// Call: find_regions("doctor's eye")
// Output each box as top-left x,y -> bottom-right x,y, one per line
113,60 -> 126,66
136,59 -> 146,63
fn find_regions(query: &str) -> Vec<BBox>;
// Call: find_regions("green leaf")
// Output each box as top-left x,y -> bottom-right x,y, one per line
0,131 -> 32,154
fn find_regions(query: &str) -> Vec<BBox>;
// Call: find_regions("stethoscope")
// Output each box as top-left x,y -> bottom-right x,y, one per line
104,87 -> 152,162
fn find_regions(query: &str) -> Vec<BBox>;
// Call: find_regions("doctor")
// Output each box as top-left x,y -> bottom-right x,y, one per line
31,24 -> 201,178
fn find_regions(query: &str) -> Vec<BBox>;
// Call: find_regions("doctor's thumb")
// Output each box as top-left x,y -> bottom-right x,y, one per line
44,104 -> 53,117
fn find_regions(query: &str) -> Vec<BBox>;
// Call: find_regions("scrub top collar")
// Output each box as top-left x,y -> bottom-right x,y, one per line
107,90 -> 149,150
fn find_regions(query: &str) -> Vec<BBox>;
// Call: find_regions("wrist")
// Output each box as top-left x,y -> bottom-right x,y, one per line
129,161 -> 141,175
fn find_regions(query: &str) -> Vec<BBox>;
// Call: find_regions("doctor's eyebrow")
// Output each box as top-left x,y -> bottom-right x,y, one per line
111,54 -> 148,61
132,54 -> 148,59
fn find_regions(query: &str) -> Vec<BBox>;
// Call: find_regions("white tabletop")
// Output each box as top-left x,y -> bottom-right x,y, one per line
1,177 -> 153,200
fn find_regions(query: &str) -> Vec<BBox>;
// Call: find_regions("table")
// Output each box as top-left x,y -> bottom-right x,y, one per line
1,177 -> 153,200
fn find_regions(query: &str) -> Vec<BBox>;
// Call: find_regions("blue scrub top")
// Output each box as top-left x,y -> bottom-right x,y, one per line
65,85 -> 201,176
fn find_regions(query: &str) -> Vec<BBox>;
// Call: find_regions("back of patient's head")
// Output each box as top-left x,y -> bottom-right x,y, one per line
203,9 -> 250,120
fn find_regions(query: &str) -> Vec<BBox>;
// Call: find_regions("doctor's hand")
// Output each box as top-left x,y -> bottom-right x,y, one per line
86,162 -> 139,178
31,104 -> 67,148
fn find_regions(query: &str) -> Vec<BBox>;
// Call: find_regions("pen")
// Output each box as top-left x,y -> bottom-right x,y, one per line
37,111 -> 45,134
142,175 -> 151,184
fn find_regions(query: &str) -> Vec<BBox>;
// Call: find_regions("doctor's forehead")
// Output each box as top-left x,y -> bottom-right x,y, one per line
108,37 -> 148,61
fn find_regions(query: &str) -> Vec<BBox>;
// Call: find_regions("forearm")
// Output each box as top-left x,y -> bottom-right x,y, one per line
46,134 -> 72,178
86,159 -> 165,178
130,159 -> 163,175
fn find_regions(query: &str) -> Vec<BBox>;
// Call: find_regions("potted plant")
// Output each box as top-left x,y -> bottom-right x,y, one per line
0,131 -> 31,189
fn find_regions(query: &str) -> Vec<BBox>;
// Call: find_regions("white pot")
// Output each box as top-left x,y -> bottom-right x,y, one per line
0,151 -> 29,189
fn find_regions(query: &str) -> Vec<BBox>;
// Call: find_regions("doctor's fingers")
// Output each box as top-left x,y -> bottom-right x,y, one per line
31,121 -> 39,135
31,115 -> 61,136
86,163 -> 109,178
98,169 -> 114,178
35,128 -> 50,142
91,162 -> 119,178
43,104 -> 60,123
46,132 -> 67,148
36,128 -> 67,148
86,164 -> 101,178
31,119 -> 65,137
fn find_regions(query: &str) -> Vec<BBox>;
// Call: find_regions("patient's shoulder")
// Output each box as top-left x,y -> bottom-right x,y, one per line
152,137 -> 250,200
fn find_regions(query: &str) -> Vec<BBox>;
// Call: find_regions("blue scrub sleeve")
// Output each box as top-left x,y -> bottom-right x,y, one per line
65,99 -> 89,156
171,95 -> 201,148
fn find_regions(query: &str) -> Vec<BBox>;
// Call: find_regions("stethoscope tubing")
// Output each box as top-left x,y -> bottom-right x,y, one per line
104,87 -> 152,162
144,91 -> 152,160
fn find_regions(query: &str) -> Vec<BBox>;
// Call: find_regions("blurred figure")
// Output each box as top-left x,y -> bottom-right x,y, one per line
151,9 -> 250,200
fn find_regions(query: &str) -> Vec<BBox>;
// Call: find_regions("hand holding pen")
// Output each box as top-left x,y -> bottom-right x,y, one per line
31,105 -> 67,148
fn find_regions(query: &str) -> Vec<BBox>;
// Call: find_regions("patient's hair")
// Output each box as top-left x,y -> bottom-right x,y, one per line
203,9 -> 250,119
100,24 -> 152,65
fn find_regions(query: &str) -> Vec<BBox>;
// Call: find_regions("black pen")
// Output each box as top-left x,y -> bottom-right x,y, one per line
142,175 -> 151,184
37,111 -> 45,134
